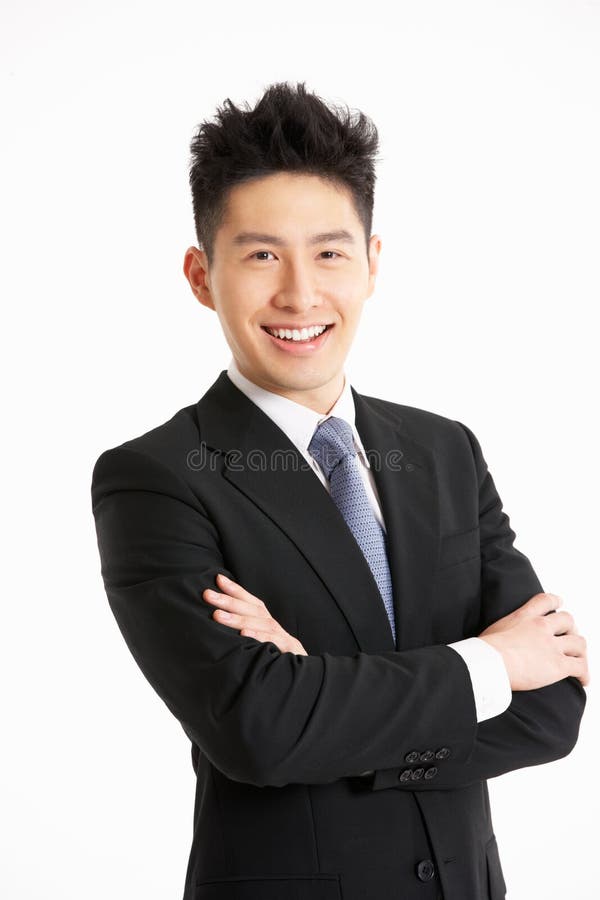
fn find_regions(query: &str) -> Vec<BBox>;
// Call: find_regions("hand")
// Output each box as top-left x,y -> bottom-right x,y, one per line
479,592 -> 589,690
202,573 -> 308,656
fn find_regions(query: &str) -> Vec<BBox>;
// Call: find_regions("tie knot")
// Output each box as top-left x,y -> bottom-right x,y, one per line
308,416 -> 356,479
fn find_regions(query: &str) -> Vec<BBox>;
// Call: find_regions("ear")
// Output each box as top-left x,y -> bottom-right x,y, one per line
366,234 -> 382,298
183,246 -> 215,311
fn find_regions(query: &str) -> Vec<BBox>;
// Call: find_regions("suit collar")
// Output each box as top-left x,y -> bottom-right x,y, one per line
225,357 -> 371,469
195,371 -> 438,653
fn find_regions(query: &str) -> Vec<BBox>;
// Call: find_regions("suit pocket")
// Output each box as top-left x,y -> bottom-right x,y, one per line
194,873 -> 342,900
437,526 -> 480,570
486,835 -> 507,899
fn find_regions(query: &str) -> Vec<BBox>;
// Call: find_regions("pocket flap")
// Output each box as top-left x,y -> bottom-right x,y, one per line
437,526 -> 480,570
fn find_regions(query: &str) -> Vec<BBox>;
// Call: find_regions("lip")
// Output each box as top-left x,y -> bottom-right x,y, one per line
261,323 -> 334,356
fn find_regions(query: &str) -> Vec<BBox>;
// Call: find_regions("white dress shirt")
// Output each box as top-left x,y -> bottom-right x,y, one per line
226,357 -> 512,723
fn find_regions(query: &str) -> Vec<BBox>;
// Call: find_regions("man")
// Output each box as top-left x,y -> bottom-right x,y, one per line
91,82 -> 588,900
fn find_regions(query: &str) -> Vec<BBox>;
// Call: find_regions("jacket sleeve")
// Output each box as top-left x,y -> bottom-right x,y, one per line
368,421 -> 587,792
91,443 -> 480,788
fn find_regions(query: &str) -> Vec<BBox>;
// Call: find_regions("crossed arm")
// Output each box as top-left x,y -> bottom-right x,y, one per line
200,569 -> 587,791
91,423 -> 586,791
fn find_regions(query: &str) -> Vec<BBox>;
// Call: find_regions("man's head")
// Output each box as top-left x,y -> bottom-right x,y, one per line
183,81 -> 382,413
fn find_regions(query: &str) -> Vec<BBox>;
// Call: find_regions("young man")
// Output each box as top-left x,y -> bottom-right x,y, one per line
91,82 -> 587,900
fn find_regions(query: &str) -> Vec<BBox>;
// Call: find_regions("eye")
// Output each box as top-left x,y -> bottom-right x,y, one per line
248,250 -> 343,261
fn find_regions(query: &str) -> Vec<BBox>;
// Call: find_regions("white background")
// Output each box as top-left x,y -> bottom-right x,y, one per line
1,1 -> 598,897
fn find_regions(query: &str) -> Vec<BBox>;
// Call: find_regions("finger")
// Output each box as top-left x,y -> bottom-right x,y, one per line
557,633 -> 587,657
240,627 -> 297,655
212,608 -> 280,633
217,617 -> 303,656
545,610 -> 575,636
527,592 -> 563,616
215,573 -> 265,609
566,656 -> 590,686
203,588 -> 270,620
557,608 -> 579,634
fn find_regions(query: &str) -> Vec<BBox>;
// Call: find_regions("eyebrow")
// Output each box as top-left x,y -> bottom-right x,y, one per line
231,229 -> 356,247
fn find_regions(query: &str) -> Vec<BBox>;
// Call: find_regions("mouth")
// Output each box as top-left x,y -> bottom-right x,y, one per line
260,323 -> 334,354
261,323 -> 334,342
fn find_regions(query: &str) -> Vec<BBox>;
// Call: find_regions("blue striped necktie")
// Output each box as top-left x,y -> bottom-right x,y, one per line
308,416 -> 396,643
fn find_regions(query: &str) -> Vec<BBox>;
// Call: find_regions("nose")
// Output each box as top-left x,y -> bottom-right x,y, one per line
272,259 -> 323,314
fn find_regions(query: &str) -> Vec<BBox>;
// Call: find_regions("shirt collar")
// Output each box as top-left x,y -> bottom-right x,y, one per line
226,357 -> 370,467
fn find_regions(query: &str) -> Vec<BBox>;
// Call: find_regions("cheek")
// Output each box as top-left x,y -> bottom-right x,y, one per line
213,291 -> 257,338
337,294 -> 366,330
331,271 -> 367,307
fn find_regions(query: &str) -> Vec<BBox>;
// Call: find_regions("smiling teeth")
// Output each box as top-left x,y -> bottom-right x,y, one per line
266,324 -> 328,341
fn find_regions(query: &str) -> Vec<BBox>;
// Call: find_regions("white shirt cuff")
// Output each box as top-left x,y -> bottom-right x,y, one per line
448,637 -> 512,722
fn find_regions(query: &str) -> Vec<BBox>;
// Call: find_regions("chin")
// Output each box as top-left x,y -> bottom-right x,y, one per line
276,371 -> 338,391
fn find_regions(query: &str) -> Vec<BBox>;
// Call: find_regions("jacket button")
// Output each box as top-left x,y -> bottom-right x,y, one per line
420,749 -> 435,762
416,858 -> 436,881
435,747 -> 451,760
405,750 -> 420,764
411,767 -> 424,780
398,768 -> 413,782
424,766 -> 438,779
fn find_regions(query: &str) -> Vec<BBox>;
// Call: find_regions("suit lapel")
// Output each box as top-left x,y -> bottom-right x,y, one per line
195,371 -> 438,654
351,388 -> 439,651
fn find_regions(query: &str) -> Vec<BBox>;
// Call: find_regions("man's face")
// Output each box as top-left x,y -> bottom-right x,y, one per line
184,172 -> 381,413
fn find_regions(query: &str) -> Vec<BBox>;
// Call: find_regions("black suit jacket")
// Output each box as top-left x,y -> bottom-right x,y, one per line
91,370 -> 585,900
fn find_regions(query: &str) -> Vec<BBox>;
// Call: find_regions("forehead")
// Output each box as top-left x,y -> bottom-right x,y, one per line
219,172 -> 361,236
